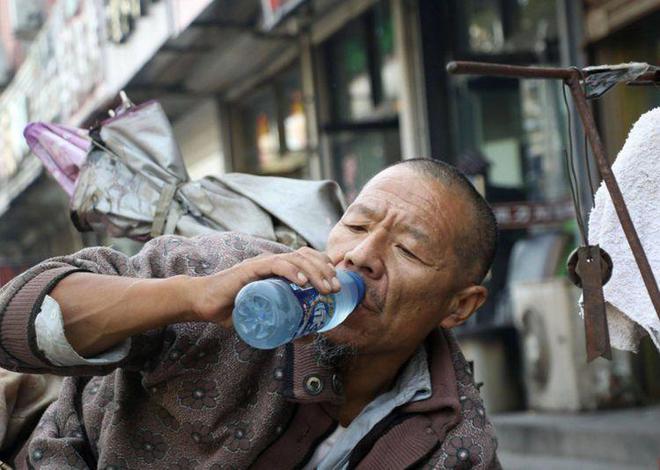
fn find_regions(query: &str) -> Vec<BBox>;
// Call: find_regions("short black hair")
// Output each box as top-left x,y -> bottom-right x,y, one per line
388,158 -> 498,285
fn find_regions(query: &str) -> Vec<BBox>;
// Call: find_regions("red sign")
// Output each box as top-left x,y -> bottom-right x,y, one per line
492,199 -> 575,230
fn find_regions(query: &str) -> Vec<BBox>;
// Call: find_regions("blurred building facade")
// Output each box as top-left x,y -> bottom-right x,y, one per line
0,0 -> 215,260
0,0 -> 658,413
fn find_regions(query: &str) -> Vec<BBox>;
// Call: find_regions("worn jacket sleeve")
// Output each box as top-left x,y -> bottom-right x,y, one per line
0,232 -> 288,376
421,419 -> 501,470
421,332 -> 501,470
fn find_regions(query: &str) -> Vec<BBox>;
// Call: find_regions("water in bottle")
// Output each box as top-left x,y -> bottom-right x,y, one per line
232,269 -> 365,349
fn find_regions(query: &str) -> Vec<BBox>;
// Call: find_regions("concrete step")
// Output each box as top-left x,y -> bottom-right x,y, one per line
498,451 -> 650,470
492,406 -> 660,468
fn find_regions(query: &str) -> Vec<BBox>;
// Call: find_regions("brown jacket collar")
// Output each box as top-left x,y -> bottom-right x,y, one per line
283,329 -> 460,413
402,329 -> 462,428
348,329 -> 463,469
256,329 -> 462,469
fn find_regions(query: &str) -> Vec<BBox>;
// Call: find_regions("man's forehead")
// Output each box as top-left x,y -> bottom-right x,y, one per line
355,167 -> 451,214
349,168 -> 464,244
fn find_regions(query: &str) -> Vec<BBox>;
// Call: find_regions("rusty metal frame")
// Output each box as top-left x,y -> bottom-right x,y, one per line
446,60 -> 660,358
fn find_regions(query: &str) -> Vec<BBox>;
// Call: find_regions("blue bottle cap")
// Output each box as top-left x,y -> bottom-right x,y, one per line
343,271 -> 366,303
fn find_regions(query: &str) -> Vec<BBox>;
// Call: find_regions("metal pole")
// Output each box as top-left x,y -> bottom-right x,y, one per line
446,61 -> 574,79
446,61 -> 659,84
565,73 -> 660,320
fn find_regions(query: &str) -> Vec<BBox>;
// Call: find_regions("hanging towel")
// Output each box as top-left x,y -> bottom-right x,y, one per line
587,107 -> 660,352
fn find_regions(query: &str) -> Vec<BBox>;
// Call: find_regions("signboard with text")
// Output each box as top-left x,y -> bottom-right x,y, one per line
0,0 -> 103,182
492,199 -> 575,230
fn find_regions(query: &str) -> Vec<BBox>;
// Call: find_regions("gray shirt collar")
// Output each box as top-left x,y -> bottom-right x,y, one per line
316,346 -> 432,469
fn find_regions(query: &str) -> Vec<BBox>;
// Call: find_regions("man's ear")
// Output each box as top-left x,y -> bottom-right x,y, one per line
439,285 -> 488,329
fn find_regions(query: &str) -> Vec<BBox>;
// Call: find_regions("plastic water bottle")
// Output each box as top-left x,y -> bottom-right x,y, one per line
232,270 -> 365,349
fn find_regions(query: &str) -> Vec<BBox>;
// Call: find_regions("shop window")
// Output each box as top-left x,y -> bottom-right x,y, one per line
446,0 -> 572,334
330,129 -> 400,202
326,2 -> 400,122
452,75 -> 573,331
456,0 -> 558,57
452,74 -> 569,201
233,64 -> 307,176
322,1 -> 401,201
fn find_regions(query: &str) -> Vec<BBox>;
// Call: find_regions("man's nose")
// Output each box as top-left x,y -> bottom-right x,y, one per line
343,233 -> 385,279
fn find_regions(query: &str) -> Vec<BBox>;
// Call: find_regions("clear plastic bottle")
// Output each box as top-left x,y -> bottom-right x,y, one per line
232,270 -> 365,349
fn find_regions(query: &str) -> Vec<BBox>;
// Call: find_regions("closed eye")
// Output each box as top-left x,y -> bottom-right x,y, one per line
396,245 -> 433,266
397,244 -> 419,260
343,223 -> 367,233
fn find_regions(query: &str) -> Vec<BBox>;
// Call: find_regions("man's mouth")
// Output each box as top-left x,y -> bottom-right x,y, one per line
338,268 -> 384,312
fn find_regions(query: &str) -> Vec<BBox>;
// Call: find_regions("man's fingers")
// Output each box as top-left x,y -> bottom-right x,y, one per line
252,254 -> 335,295
265,257 -> 322,290
298,247 -> 335,273
240,247 -> 339,295
294,248 -> 339,293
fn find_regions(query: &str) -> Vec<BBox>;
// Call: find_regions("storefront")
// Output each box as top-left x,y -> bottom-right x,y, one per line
115,0 -> 623,411
223,0 -> 407,199
231,62 -> 308,176
0,0 -> 105,261
316,1 -> 402,201
0,0 -> 215,263
111,0 -> 422,201
442,0 -> 572,329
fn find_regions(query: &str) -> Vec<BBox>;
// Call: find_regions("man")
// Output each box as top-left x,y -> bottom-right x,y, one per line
0,159 -> 499,469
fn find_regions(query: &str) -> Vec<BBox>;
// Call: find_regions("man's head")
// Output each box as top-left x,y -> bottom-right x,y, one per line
323,158 -> 498,357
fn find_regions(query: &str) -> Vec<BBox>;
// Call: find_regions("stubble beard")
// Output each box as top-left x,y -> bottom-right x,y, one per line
312,334 -> 358,371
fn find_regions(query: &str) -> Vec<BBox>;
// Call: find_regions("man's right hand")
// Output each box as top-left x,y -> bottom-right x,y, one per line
191,247 -> 341,328
51,247 -> 340,357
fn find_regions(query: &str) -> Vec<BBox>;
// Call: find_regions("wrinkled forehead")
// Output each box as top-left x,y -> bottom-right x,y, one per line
355,166 -> 453,214
349,167 -> 463,245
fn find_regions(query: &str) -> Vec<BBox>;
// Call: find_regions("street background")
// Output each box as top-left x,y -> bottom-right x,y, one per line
0,0 -> 658,468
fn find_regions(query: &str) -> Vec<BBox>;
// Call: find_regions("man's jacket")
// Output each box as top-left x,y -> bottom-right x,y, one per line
0,232 -> 499,469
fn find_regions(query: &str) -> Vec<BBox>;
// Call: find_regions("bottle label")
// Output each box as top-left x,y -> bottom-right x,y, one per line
289,284 -> 336,339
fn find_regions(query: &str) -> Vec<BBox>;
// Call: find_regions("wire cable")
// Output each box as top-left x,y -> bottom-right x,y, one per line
561,81 -> 589,246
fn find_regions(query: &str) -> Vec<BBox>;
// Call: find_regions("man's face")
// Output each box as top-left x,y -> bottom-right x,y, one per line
324,165 -> 472,356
